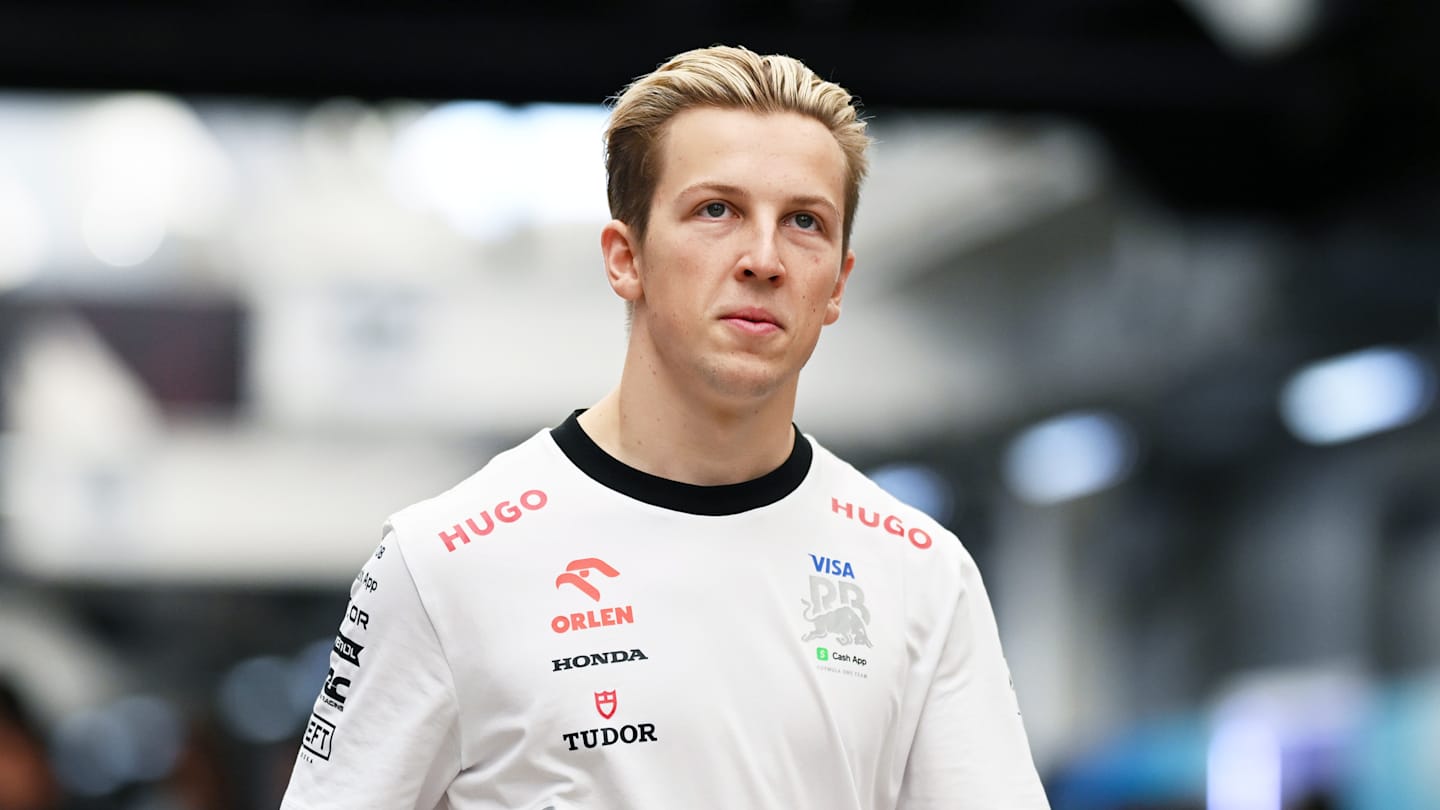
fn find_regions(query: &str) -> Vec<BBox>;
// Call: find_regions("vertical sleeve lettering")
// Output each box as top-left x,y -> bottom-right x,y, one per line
281,527 -> 461,809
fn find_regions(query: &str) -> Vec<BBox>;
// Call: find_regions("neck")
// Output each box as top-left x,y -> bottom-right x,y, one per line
578,357 -> 799,487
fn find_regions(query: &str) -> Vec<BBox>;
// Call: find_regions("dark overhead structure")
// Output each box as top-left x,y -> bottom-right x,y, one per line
0,0 -> 1437,218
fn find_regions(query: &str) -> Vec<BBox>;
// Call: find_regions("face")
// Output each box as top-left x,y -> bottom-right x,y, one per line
602,107 -> 855,407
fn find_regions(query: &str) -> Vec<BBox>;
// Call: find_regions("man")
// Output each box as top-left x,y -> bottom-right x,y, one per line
282,45 -> 1049,809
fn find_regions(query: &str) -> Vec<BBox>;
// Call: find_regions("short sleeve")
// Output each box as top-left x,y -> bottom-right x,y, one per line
897,551 -> 1051,809
281,526 -> 461,809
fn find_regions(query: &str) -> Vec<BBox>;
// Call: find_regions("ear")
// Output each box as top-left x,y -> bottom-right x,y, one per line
823,248 -> 855,326
601,219 -> 644,304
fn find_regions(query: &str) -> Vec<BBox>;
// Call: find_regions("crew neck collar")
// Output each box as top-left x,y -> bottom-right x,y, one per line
549,410 -> 812,516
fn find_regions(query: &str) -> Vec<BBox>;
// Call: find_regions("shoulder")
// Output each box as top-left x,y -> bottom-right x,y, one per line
384,427 -> 564,559
803,437 -> 984,628
805,436 -> 967,569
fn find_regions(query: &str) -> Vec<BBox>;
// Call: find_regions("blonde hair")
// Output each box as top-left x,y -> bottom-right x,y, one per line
605,45 -> 871,251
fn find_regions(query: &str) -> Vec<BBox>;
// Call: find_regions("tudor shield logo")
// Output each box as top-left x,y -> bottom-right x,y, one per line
594,690 -> 617,720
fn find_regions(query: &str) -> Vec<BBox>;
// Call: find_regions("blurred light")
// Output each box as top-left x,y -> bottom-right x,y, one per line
1279,346 -> 1435,445
1207,714 -> 1282,810
1206,666 -> 1367,809
515,104 -> 614,227
1002,411 -> 1137,505
72,93 -> 232,267
0,173 -> 49,288
81,186 -> 166,267
49,696 -> 182,793
1181,0 -> 1320,57
50,710 -> 125,797
1348,674 -> 1440,809
867,463 -> 955,523
217,656 -> 304,743
107,695 -> 183,781
1050,715 -> 1210,807
389,101 -> 608,240
389,101 -> 517,239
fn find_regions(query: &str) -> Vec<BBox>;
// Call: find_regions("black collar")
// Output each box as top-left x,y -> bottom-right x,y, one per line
550,410 -> 812,516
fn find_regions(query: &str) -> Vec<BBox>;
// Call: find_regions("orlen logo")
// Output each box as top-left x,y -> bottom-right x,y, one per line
555,557 -> 619,601
551,557 -> 635,635
831,497 -> 932,549
439,489 -> 548,552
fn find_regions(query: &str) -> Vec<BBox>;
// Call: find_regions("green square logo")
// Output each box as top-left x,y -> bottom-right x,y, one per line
816,647 -> 829,661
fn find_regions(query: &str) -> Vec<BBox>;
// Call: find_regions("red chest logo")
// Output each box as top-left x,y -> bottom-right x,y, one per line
551,557 -> 635,634
594,690 -> 618,720
438,489 -> 549,552
555,558 -> 620,601
830,497 -> 933,549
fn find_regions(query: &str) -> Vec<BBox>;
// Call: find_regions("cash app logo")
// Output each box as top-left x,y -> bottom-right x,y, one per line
816,647 -> 829,661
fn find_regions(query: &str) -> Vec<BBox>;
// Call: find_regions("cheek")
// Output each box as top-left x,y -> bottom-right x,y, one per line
805,257 -> 840,310
644,254 -> 702,328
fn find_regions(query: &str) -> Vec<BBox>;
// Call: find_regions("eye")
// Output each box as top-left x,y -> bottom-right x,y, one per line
700,202 -> 730,218
790,212 -> 821,231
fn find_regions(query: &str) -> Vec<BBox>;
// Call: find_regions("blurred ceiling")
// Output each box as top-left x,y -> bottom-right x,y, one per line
0,0 -> 1437,218
0,2 -> 1436,482
0,0 -> 1432,599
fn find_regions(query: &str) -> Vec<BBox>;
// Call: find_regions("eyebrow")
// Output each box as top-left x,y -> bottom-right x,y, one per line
677,182 -> 841,219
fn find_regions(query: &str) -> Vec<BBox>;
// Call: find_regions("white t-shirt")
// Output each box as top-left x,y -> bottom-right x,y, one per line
281,412 -> 1049,809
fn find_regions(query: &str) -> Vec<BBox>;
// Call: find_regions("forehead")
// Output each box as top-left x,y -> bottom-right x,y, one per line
652,107 -> 847,202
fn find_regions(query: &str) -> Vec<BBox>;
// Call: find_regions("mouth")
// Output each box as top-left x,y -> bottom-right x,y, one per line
720,307 -> 782,332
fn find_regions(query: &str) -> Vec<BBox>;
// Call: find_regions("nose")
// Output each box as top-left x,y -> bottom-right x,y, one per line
736,222 -> 785,284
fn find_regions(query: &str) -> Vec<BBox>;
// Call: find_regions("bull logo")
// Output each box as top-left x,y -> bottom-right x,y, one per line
801,576 -> 873,648
556,558 -> 620,601
594,690 -> 617,720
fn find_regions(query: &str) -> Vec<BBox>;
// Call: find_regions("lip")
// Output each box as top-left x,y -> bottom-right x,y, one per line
720,307 -> 782,329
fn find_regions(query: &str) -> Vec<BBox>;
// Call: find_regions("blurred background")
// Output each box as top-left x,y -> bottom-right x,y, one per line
1,0 -> 1438,808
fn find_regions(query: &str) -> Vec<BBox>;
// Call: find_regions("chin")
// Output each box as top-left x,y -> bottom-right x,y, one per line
698,358 -> 793,402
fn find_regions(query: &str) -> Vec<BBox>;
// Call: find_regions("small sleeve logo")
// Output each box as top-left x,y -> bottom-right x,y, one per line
302,713 -> 336,761
333,632 -> 365,667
